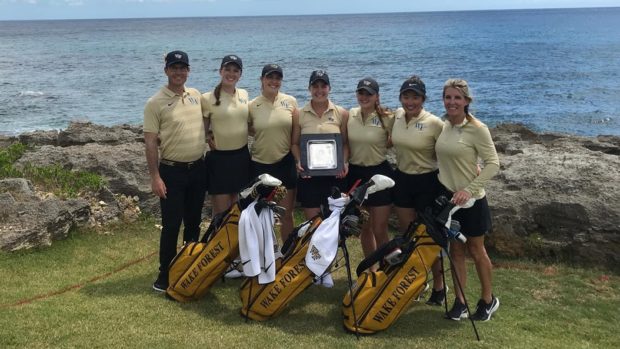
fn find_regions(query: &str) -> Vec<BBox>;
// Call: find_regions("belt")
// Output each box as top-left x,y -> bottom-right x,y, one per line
160,156 -> 204,169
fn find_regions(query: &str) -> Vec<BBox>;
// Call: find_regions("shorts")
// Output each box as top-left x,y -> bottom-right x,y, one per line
205,145 -> 251,195
297,176 -> 347,208
392,169 -> 441,212
346,161 -> 393,207
438,184 -> 492,237
251,152 -> 297,189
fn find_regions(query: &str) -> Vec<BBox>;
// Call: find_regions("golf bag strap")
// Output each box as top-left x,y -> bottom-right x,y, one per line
356,237 -> 407,276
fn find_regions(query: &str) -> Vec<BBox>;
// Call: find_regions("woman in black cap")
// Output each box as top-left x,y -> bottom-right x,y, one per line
346,77 -> 394,265
248,63 -> 299,241
293,70 -> 349,220
202,55 -> 251,217
391,75 -> 447,305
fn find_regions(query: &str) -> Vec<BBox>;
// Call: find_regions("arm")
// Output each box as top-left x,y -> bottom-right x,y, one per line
144,132 -> 167,199
338,108 -> 350,178
203,116 -> 216,150
290,108 -> 304,173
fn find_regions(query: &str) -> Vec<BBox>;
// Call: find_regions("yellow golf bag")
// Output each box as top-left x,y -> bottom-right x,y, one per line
239,215 -> 323,321
166,174 -> 285,302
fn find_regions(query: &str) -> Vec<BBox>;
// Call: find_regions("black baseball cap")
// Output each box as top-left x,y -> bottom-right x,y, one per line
261,64 -> 283,78
165,50 -> 189,67
400,76 -> 426,97
356,77 -> 379,95
309,70 -> 330,86
221,54 -> 242,70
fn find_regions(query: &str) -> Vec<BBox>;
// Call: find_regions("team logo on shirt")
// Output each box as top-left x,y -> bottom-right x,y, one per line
328,116 -> 335,122
372,117 -> 382,127
280,101 -> 290,108
238,97 -> 247,104
415,122 -> 425,130
187,96 -> 199,105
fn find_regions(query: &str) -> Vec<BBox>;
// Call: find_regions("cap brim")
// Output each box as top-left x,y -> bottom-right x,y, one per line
263,70 -> 283,77
166,61 -> 189,67
400,87 -> 425,96
356,86 -> 377,94
310,78 -> 330,85
222,61 -> 242,69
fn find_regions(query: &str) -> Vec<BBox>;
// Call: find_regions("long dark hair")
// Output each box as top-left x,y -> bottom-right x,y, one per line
213,83 -> 223,106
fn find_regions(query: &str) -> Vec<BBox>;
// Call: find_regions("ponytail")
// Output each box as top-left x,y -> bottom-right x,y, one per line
213,83 -> 222,106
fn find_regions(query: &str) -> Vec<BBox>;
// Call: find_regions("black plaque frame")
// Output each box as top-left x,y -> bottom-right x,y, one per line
299,133 -> 344,177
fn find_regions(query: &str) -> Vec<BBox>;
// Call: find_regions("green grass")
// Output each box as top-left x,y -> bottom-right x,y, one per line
1,215 -> 619,349
0,142 -> 105,198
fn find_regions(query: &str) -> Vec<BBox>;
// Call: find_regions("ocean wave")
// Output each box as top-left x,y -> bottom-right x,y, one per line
18,90 -> 45,97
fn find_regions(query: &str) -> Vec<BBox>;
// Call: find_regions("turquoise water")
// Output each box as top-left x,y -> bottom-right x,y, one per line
1,8 -> 619,136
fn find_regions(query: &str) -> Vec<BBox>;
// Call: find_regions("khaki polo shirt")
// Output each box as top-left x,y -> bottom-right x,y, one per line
347,107 -> 394,166
202,88 -> 249,150
391,108 -> 444,175
249,92 -> 298,164
298,101 -> 344,134
144,86 -> 206,162
435,117 -> 500,199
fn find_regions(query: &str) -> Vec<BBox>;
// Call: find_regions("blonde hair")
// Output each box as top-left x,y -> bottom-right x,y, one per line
443,79 -> 481,126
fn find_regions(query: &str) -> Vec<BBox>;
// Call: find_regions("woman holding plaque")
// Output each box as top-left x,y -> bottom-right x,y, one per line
248,63 -> 299,241
293,70 -> 349,219
346,77 -> 394,264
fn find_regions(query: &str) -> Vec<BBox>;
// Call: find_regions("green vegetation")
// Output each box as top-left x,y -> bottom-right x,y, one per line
1,215 -> 618,349
0,142 -> 105,197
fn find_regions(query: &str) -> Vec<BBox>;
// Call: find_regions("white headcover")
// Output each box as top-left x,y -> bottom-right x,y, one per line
444,198 -> 476,229
365,174 -> 395,198
238,200 -> 277,284
305,196 -> 348,277
239,173 -> 282,199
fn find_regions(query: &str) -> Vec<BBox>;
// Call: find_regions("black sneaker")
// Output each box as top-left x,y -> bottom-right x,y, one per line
445,298 -> 468,321
426,286 -> 448,306
471,296 -> 500,321
152,273 -> 168,292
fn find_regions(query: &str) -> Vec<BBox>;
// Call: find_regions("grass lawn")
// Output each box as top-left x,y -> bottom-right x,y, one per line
1,214 -> 618,349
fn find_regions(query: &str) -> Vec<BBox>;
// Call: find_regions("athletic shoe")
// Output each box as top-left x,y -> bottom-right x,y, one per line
445,298 -> 468,321
426,286 -> 448,306
152,273 -> 168,292
470,296 -> 500,321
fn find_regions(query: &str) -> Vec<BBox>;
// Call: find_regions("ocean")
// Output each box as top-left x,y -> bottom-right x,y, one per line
1,7 -> 619,136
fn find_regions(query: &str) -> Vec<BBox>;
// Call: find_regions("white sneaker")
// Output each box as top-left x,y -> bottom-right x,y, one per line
224,268 -> 244,278
314,273 -> 334,288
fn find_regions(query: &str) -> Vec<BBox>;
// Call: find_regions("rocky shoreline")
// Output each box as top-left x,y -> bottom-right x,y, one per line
1,122 -> 618,271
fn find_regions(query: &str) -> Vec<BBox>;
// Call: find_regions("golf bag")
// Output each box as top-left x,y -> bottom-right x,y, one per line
239,215 -> 323,321
342,196 -> 463,335
166,174 -> 285,302
240,175 -> 395,321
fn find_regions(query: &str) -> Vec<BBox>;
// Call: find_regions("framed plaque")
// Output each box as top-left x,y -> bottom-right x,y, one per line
300,133 -> 344,176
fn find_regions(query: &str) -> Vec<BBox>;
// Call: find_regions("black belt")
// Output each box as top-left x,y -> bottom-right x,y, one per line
160,157 -> 204,169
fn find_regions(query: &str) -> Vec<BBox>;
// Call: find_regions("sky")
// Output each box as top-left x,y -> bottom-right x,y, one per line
1,0 -> 619,21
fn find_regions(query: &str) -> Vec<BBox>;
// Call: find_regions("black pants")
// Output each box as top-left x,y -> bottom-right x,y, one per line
158,161 -> 207,275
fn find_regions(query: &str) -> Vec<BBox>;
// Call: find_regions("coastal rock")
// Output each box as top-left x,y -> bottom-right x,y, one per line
14,142 -> 158,214
16,121 -> 143,147
487,123 -> 620,271
2,122 -> 619,271
0,178 -> 90,251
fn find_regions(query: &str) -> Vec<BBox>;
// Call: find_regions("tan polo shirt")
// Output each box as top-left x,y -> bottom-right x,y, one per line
298,101 -> 344,134
249,92 -> 298,164
202,88 -> 249,150
347,107 -> 394,166
144,86 -> 206,162
435,117 -> 500,199
391,108 -> 444,175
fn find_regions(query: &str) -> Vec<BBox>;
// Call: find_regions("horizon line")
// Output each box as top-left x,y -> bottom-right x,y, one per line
1,5 -> 617,22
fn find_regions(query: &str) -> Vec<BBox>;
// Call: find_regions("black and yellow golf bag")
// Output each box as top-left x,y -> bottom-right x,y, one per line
166,174 -> 285,302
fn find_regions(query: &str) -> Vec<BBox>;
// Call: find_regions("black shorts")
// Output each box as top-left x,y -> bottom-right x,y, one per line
438,184 -> 492,237
346,161 -> 393,207
251,152 -> 297,189
205,145 -> 251,195
297,176 -> 347,208
392,169 -> 441,212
